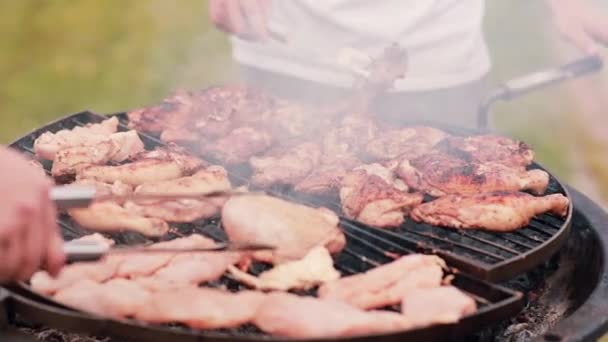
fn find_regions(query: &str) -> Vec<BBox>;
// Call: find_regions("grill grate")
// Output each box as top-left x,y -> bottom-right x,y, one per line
5,111 -> 526,341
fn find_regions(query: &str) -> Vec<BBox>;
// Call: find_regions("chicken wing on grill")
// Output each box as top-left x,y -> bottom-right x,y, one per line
221,194 -> 346,264
78,146 -> 205,186
401,286 -> 477,328
436,134 -> 534,168
201,126 -> 273,166
397,153 -> 550,197
318,254 -> 446,310
227,246 -> 340,291
340,163 -> 424,228
34,117 -> 119,160
249,142 -> 321,188
293,155 -> 362,196
123,166 -> 231,222
410,191 -> 570,232
364,126 -> 449,162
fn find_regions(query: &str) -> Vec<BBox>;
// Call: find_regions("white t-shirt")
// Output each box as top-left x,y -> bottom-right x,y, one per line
231,0 -> 490,92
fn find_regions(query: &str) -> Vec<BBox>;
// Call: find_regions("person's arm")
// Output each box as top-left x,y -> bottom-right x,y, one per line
209,0 -> 272,41
0,146 -> 65,283
547,0 -> 608,55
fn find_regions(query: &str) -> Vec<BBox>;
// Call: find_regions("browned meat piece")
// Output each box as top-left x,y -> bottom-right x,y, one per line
222,195 -> 346,264
78,146 -> 205,185
134,288 -> 266,330
364,126 -> 449,161
322,116 -> 378,157
437,134 -> 534,168
411,192 -> 570,232
107,130 -> 146,162
201,127 -> 273,165
227,246 -> 340,291
397,153 -> 550,197
401,286 -> 477,328
318,254 -> 446,309
249,142 -> 321,188
34,117 -> 119,160
294,155 -> 361,196
53,279 -> 151,319
127,90 -> 198,134
253,292 -> 411,339
340,164 -> 424,228
123,166 -> 231,222
51,141 -> 118,181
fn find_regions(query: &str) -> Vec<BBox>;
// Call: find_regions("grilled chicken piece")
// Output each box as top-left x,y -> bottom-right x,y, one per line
227,246 -> 340,291
293,155 -> 361,196
397,153 -> 550,197
401,286 -> 477,328
51,141 -> 118,181
411,192 -> 570,232
135,288 -> 266,330
222,195 -> 346,264
127,90 -> 198,134
249,142 -> 321,188
116,234 -> 216,278
437,134 -> 534,168
364,126 -> 449,161
78,146 -> 205,186
201,126 -> 273,166
107,130 -> 146,162
318,254 -> 446,310
123,166 -> 231,222
340,163 -> 424,228
253,293 -> 411,339
34,117 -> 119,160
54,279 -> 151,319
322,116 -> 378,157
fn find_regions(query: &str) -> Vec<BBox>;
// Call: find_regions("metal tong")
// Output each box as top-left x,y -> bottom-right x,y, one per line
63,239 -> 275,263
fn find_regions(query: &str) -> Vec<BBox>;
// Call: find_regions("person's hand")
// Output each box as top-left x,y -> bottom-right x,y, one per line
548,0 -> 608,56
0,147 -> 65,283
209,0 -> 272,41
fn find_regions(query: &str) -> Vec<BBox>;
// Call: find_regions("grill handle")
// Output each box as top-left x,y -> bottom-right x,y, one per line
478,55 -> 604,130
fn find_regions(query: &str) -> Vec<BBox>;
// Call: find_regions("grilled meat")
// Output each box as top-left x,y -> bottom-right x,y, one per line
222,195 -> 346,264
123,166 -> 231,222
107,130 -> 146,162
51,141 -> 118,181
318,254 -> 446,310
78,146 -> 205,185
364,126 -> 449,161
401,286 -> 477,328
127,90 -> 198,135
134,288 -> 266,330
201,126 -> 273,166
227,246 -> 340,291
253,292 -> 411,339
340,163 -> 424,228
322,116 -> 378,157
34,117 -> 119,160
411,192 -> 570,232
437,134 -> 534,168
249,142 -> 321,188
398,153 -> 550,197
293,155 -> 361,196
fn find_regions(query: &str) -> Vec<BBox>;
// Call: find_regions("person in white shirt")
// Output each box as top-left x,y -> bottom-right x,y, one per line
209,0 -> 608,128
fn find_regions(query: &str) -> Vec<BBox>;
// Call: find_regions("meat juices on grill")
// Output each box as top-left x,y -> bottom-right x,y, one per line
78,146 -> 205,186
123,166 -> 232,222
227,246 -> 341,291
34,117 -> 119,160
200,126 -> 273,166
249,142 -> 322,188
397,153 -> 550,197
221,195 -> 346,264
339,163 -> 424,228
364,126 -> 449,161
134,287 -> 266,330
411,192 -> 570,232
253,292 -> 411,339
401,286 -> 477,327
318,254 -> 446,310
436,134 -> 534,168
293,155 -> 362,196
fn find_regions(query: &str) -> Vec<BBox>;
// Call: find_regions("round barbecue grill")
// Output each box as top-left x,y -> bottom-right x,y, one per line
0,55 -> 605,342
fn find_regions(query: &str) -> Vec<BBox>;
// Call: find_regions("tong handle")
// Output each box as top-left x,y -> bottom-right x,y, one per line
50,185 -> 97,210
63,241 -> 108,263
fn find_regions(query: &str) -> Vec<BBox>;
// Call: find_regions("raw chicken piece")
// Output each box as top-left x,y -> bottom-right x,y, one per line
249,142 -> 321,188
34,117 -> 119,160
318,254 -> 446,309
401,286 -> 477,327
339,163 -> 424,228
253,293 -> 411,339
411,192 -> 570,232
222,195 -> 346,264
134,288 -> 266,330
107,130 -> 145,162
227,246 -> 340,291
